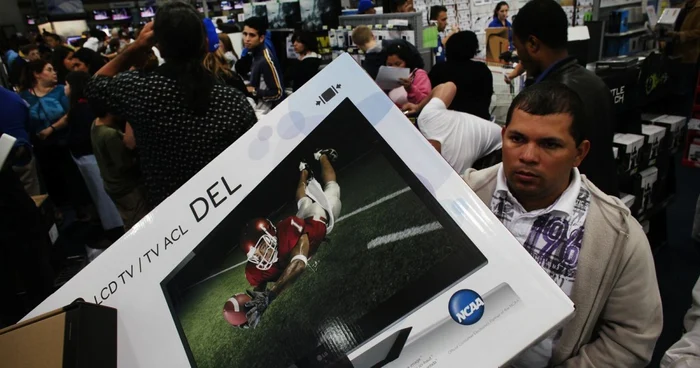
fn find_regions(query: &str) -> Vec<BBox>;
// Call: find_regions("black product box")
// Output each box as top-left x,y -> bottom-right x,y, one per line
0,301 -> 117,368
613,133 -> 645,174
640,124 -> 666,167
652,115 -> 686,153
633,166 -> 658,217
32,194 -> 59,245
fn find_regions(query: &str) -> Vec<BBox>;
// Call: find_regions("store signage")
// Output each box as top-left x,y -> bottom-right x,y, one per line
25,54 -> 573,368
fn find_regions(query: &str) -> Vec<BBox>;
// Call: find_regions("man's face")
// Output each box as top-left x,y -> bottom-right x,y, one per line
242,26 -> 264,49
512,34 -> 539,76
26,49 -> 40,61
293,40 -> 305,54
398,0 -> 414,12
46,37 -> 59,49
437,11 -> 448,32
502,108 -> 589,208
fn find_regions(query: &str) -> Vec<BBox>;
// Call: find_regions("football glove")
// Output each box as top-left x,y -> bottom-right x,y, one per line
244,290 -> 276,329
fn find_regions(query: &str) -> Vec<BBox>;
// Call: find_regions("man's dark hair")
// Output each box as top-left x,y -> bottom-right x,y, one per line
506,82 -> 587,145
19,44 -> 38,55
72,47 -> 107,75
445,31 -> 479,61
511,0 -> 568,50
44,33 -> 61,42
244,17 -> 268,36
292,31 -> 318,53
429,5 -> 447,20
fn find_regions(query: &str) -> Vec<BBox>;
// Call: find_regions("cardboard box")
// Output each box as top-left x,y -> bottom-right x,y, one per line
32,194 -> 59,245
634,166 -> 658,216
652,114 -> 686,152
0,302 -> 116,368
486,27 -> 509,61
613,133 -> 645,174
640,124 -> 666,167
24,55 -> 574,368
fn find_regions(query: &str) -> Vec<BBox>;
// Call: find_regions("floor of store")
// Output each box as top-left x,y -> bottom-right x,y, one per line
650,152 -> 700,367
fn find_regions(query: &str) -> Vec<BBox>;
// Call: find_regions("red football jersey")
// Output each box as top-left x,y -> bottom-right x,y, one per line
245,216 -> 327,287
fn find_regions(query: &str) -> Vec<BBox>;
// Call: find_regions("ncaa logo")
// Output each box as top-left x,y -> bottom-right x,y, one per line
448,289 -> 485,325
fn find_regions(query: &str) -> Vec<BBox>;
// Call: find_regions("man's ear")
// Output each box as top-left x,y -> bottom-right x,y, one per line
501,126 -> 507,140
527,35 -> 540,53
573,139 -> 591,167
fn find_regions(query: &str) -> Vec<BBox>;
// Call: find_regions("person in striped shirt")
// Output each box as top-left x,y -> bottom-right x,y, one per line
242,17 -> 286,109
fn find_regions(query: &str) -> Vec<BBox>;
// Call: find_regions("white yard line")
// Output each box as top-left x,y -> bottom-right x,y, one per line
184,260 -> 248,291
336,187 -> 411,223
367,221 -> 443,249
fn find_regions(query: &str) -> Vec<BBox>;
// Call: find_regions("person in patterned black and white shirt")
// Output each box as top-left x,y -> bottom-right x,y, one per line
86,2 -> 257,206
463,82 -> 662,367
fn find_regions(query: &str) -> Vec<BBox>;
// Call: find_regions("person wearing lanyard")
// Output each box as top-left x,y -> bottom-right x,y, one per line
511,0 -> 619,197
666,0 -> 700,117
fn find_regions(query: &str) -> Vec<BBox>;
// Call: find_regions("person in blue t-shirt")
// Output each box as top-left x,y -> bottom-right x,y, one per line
18,59 -> 91,218
488,1 -> 514,51
0,86 -> 40,195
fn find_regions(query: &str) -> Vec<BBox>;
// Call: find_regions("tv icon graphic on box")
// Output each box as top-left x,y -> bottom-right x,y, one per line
449,289 -> 485,325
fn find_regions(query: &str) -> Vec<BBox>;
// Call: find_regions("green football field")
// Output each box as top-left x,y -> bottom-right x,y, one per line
175,151 -> 464,368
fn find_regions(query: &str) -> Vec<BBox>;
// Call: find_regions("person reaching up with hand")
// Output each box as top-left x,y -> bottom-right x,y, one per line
385,42 -> 431,105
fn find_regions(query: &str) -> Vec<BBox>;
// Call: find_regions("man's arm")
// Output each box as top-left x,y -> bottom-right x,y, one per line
557,224 -> 662,367
256,49 -> 284,102
402,81 -> 457,115
270,234 -> 310,296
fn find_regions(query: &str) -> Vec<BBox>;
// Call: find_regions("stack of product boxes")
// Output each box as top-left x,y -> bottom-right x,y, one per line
613,114 -> 685,219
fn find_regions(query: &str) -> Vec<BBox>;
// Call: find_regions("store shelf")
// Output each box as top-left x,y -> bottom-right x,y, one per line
605,27 -> 647,37
600,0 -> 642,8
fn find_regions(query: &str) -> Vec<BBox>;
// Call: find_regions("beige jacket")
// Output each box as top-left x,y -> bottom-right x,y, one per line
463,165 -> 663,367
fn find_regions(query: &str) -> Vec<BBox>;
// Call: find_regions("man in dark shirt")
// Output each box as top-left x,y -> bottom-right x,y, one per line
86,3 -> 257,206
243,17 -> 285,108
428,31 -> 493,120
9,44 -> 40,88
511,0 -> 619,196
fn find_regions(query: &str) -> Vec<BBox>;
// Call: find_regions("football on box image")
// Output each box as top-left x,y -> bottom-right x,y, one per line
640,124 -> 665,167
652,114 -> 686,153
613,133 -> 645,174
23,55 -> 573,368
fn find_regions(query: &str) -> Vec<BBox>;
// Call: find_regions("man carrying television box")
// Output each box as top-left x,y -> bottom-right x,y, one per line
463,82 -> 662,367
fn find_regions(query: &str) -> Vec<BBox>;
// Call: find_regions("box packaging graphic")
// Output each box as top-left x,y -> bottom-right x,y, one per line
25,55 -> 573,368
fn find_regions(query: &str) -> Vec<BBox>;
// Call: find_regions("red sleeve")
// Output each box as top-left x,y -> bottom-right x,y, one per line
407,69 -> 432,105
303,219 -> 327,254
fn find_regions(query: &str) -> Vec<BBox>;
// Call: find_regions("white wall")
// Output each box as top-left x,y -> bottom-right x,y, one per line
0,0 -> 26,34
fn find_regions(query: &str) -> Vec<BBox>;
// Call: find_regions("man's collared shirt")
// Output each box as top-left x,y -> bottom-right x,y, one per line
490,164 -> 591,367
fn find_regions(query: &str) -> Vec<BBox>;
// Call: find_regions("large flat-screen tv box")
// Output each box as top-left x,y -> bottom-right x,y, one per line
0,302 -> 116,368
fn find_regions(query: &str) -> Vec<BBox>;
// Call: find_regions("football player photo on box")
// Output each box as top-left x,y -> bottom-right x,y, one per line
161,99 -> 488,367
23,55 -> 573,368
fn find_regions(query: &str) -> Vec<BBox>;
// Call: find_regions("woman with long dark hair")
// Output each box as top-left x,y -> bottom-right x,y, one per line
71,47 -> 107,75
488,1 -> 514,51
50,45 -> 74,85
19,60 -> 91,221
64,71 -> 124,235
85,1 -> 257,206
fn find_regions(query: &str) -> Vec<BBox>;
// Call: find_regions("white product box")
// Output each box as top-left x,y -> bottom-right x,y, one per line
328,29 -> 338,48
613,133 -> 645,173
25,55 -> 573,368
636,166 -> 658,215
620,192 -> 636,209
653,114 -> 686,152
640,124 -> 666,166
